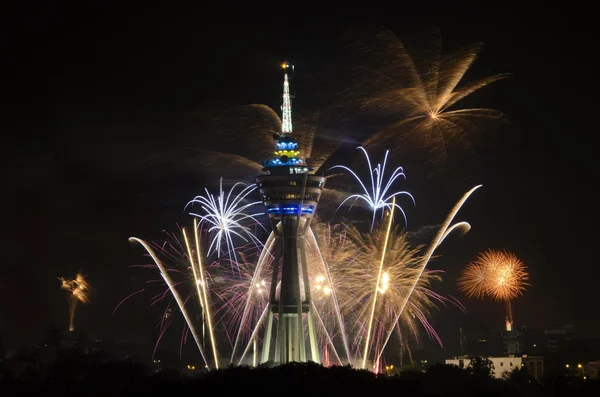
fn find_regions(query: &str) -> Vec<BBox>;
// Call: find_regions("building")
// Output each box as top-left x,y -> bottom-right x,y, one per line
522,355 -> 544,382
582,361 -> 600,379
257,62 -> 325,365
545,324 -> 575,355
446,356 -> 523,378
493,324 -> 527,356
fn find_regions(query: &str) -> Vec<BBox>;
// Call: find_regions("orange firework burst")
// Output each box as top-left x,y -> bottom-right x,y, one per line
59,272 -> 91,331
458,249 -> 529,302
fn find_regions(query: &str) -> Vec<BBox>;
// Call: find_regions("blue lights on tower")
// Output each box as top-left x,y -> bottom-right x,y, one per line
266,204 -> 315,215
276,141 -> 298,151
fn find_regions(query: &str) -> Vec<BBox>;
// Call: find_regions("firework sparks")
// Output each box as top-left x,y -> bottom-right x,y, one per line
458,249 -> 529,330
123,188 -> 475,370
458,249 -> 529,302
59,273 -> 91,332
351,28 -> 509,160
330,146 -> 414,231
306,223 -> 355,363
373,184 -> 480,365
184,105 -> 341,178
121,183 -> 478,369
213,236 -> 274,365
186,177 -> 265,266
316,220 -> 456,370
361,196 -> 396,369
125,221 -> 225,369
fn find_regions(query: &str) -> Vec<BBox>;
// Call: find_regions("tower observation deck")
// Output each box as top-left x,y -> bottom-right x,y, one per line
256,62 -> 324,364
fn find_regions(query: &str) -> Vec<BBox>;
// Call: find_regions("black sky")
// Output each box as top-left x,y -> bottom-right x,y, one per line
4,1 -> 598,360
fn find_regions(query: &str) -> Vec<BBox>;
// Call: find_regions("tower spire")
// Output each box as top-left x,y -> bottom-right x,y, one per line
281,62 -> 293,133
263,62 -> 306,171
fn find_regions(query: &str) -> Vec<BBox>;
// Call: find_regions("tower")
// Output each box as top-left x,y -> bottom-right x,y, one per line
256,62 -> 324,364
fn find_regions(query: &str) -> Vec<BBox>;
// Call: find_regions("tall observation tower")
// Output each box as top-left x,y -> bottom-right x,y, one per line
256,62 -> 325,364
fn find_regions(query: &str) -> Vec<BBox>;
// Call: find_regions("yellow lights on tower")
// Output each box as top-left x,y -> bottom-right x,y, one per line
282,62 -> 289,69
274,150 -> 300,157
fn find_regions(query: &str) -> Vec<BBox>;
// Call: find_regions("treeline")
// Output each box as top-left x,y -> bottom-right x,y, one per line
1,351 -> 599,396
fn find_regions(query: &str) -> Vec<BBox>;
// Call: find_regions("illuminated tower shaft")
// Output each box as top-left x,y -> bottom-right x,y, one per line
257,62 -> 323,364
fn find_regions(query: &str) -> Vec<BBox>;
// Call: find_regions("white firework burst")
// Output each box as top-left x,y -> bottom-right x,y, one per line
330,146 -> 415,230
186,177 -> 265,264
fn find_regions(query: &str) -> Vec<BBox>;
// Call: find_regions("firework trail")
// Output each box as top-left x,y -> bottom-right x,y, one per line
214,233 -> 275,364
372,184 -> 481,366
186,177 -> 265,266
227,232 -> 275,364
330,146 -> 415,231
306,224 -> 353,363
126,221 -> 221,369
348,28 -> 508,162
59,273 -> 91,332
458,249 -> 529,330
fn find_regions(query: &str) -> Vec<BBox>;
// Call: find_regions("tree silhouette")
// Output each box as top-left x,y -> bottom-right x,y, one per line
467,356 -> 495,378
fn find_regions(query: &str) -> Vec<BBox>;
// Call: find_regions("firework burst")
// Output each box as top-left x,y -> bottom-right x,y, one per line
350,28 -> 509,161
458,249 -> 529,330
122,185 -> 481,370
330,146 -> 414,230
458,249 -> 529,302
59,273 -> 91,332
186,177 -> 265,266
319,220 -> 457,368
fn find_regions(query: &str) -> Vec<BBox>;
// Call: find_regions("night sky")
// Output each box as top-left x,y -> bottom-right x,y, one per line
4,2 -> 597,361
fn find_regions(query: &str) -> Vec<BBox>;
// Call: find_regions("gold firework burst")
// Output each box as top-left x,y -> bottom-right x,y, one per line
458,249 -> 529,302
351,28 -> 509,160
